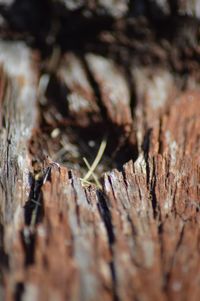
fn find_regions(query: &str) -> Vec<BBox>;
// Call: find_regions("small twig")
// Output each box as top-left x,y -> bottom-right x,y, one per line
43,166 -> 51,184
81,138 -> 107,186
80,178 -> 94,186
83,158 -> 102,189
30,199 -> 41,206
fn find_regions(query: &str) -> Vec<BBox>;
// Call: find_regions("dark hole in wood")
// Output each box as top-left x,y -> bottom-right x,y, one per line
34,74 -> 138,180
20,230 -> 35,266
24,173 -> 44,226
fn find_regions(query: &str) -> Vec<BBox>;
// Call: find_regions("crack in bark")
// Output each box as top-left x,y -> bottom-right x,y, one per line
96,190 -> 119,301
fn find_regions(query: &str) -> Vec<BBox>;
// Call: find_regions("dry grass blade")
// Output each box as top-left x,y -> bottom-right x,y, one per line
81,139 -> 107,187
83,157 -> 102,188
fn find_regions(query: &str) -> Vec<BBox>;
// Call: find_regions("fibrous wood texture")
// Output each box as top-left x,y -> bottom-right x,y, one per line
0,1 -> 200,301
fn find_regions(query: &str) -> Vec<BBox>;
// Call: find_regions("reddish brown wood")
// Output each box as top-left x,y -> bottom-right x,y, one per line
0,2 -> 200,301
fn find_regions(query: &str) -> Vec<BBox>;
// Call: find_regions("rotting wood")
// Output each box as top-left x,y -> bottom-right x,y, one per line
1,66 -> 200,300
0,1 -> 200,301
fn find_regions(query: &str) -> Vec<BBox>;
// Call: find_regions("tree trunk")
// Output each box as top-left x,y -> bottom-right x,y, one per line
0,1 -> 200,301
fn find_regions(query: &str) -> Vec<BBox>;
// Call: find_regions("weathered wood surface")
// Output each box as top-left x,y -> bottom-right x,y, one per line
0,1 -> 200,301
0,41 -> 199,300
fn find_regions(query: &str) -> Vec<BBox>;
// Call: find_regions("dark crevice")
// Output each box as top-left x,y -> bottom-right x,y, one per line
24,174 -> 44,226
57,9 -> 114,53
14,282 -> 24,301
158,221 -> 165,283
45,74 -> 70,118
20,229 -> 35,266
105,58 -> 139,163
142,129 -> 158,219
68,170 -> 73,180
127,0 -> 147,17
0,224 -> 9,270
109,261 -> 119,301
0,223 -> 9,289
126,68 -> 137,121
96,190 -> 119,301
24,162 -> 51,226
121,168 -> 128,189
97,190 -> 115,245
142,128 -> 152,186
168,0 -> 178,16
80,55 -> 109,123
24,190 -> 44,226
22,162 -> 51,266
150,157 -> 159,219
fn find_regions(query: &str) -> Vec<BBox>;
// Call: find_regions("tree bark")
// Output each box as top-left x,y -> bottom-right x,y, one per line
0,1 -> 200,301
